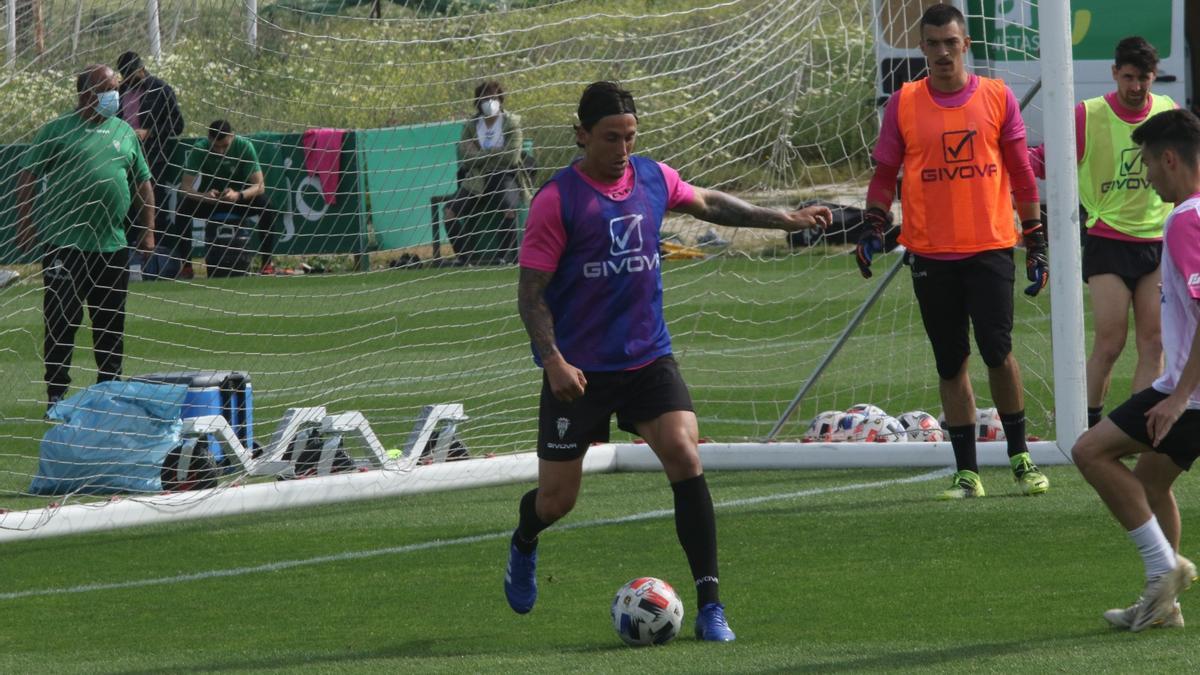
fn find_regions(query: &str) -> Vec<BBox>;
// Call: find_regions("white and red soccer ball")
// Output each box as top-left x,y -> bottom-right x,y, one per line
803,410 -> 844,442
845,403 -> 886,418
612,577 -> 684,646
976,407 -> 1006,441
861,413 -> 905,442
897,411 -> 945,442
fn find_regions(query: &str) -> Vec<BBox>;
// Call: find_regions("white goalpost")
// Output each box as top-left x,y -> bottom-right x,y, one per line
0,0 -> 1087,541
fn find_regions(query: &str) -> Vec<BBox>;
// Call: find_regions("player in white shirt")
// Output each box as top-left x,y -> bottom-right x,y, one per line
1072,108 -> 1200,631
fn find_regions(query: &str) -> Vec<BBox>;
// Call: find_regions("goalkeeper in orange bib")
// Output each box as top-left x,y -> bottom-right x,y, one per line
856,4 -> 1049,499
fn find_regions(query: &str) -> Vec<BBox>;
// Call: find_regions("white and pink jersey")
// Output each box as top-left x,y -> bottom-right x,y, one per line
1152,192 -> 1200,406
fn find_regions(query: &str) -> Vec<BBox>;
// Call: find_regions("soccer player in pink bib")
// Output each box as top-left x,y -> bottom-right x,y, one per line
505,81 -> 832,641
1072,108 -> 1200,631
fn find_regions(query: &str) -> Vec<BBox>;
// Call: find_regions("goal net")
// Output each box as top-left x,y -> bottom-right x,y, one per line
0,0 -> 1079,538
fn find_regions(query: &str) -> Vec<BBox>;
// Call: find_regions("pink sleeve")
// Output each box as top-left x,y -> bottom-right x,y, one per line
1002,137 -> 1039,205
656,161 -> 696,209
518,182 -> 566,273
871,95 -> 905,166
1168,210 -> 1200,300
866,161 -> 900,207
999,87 -> 1027,143
1027,145 -> 1046,180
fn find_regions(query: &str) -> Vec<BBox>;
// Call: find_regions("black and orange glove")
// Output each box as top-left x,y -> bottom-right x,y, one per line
1021,219 -> 1048,297
854,207 -> 891,279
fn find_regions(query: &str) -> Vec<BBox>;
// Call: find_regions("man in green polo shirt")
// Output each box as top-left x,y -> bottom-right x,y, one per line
174,120 -> 277,275
14,64 -> 156,411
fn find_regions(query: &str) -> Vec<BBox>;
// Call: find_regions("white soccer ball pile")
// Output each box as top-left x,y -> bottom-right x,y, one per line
802,404 -> 927,443
611,577 -> 684,647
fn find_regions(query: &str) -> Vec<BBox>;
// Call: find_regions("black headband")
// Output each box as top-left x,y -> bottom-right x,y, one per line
578,94 -> 637,129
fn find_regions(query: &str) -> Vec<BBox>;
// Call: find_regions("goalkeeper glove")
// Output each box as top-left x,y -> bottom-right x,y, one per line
855,207 -> 891,279
1022,220 -> 1048,297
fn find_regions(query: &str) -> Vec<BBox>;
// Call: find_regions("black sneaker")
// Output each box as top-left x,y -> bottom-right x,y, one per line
44,395 -> 62,421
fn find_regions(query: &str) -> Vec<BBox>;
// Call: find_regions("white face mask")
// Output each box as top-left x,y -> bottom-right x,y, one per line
95,90 -> 120,118
480,98 -> 501,117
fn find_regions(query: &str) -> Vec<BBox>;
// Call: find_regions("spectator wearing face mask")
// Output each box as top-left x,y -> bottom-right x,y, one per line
14,65 -> 155,412
448,80 -> 531,265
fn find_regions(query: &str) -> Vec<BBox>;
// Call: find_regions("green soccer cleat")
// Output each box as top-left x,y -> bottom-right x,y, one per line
1010,452 -> 1050,495
936,470 -> 985,500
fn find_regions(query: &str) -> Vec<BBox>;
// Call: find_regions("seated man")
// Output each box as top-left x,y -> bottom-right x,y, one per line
172,120 -> 277,275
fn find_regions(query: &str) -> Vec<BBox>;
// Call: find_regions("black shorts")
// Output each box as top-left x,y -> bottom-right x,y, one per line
910,249 -> 1015,380
536,355 -> 694,461
1082,235 -> 1162,292
1108,387 -> 1200,470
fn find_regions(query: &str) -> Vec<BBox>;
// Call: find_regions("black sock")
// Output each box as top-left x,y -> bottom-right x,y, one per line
948,424 -> 978,473
513,488 -> 549,554
1087,406 -> 1103,428
671,474 -> 720,608
999,410 -> 1028,458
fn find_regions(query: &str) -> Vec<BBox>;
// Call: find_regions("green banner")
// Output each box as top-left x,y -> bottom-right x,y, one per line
360,122 -> 461,251
250,131 -> 366,257
966,0 -> 1174,62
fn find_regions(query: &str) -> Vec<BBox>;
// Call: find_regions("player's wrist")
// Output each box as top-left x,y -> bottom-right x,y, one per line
864,207 -> 891,234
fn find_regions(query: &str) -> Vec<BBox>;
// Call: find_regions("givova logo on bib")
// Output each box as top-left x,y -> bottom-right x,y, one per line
608,214 -> 644,255
584,213 -> 661,278
921,129 -> 998,182
1101,148 -> 1151,193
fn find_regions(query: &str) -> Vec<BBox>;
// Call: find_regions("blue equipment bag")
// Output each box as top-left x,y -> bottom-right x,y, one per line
29,381 -> 188,495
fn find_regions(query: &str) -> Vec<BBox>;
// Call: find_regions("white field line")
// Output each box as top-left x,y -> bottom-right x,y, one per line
0,468 -> 950,601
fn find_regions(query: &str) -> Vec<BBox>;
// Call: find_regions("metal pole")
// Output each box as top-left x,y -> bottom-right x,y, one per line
71,0 -> 83,58
766,252 -> 906,441
6,0 -> 17,68
246,0 -> 257,49
1017,77 -> 1041,112
147,0 -> 162,61
1039,0 -> 1086,453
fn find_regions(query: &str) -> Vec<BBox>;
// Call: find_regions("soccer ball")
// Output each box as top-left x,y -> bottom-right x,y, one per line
803,410 -> 843,442
611,577 -> 684,646
831,412 -> 869,442
845,403 -> 886,418
897,411 -> 946,442
976,407 -> 1006,441
862,413 -> 905,442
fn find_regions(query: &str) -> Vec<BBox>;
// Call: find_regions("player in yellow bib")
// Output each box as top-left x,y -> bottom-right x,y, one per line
1029,37 -> 1176,429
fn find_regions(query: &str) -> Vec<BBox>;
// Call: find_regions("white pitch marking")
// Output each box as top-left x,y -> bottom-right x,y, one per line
0,468 -> 950,601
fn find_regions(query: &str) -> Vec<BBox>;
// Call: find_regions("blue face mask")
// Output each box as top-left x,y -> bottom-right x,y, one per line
95,90 -> 120,118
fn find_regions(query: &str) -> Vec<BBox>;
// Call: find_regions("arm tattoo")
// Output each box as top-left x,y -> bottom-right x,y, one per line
696,190 -> 786,229
518,267 -> 560,361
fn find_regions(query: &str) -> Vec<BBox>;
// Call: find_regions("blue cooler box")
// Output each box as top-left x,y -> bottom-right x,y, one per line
131,371 -> 254,463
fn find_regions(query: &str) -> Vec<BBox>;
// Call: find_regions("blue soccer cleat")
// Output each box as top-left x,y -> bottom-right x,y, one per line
504,535 -> 538,614
694,602 -> 736,641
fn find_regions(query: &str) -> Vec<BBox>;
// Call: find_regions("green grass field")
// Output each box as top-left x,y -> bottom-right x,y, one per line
0,465 -> 1196,672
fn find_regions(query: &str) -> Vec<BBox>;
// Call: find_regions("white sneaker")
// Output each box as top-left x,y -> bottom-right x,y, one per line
1128,555 -> 1197,632
1105,601 -> 1184,630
